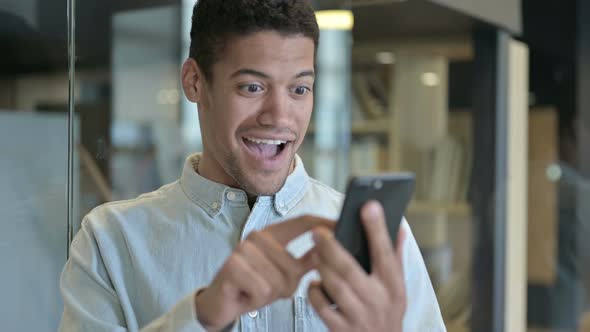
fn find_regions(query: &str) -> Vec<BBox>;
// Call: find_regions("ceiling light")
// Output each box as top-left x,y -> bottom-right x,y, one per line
315,10 -> 354,30
352,0 -> 408,7
376,51 -> 396,64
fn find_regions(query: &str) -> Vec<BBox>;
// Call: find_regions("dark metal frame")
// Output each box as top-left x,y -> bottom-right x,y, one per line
470,27 -> 511,332
67,0 -> 76,258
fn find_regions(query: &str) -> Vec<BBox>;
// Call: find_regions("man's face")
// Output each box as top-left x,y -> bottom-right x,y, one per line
183,31 -> 315,195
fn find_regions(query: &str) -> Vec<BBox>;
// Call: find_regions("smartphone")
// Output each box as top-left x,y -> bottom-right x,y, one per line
335,173 -> 415,273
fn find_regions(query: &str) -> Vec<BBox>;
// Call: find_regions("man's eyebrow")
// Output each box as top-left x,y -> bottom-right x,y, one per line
229,69 -> 315,80
295,70 -> 315,79
230,69 -> 271,79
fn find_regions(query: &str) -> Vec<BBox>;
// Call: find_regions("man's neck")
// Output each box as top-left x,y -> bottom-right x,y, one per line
247,193 -> 257,209
195,151 -> 297,198
196,151 -> 240,189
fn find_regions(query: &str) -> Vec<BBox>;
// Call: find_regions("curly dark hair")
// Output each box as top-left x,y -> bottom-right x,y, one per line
189,0 -> 319,81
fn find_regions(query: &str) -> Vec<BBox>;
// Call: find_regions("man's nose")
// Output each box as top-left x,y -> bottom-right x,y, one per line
256,89 -> 291,127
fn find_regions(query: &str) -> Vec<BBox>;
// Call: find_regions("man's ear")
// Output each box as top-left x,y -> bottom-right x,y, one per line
182,58 -> 206,104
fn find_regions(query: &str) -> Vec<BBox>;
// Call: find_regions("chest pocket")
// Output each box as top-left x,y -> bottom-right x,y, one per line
294,296 -> 328,332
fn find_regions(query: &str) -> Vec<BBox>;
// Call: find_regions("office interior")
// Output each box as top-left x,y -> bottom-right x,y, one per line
0,0 -> 589,331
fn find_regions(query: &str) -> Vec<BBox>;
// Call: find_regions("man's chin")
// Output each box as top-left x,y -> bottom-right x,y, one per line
239,173 -> 289,196
243,182 -> 285,196
230,153 -> 296,195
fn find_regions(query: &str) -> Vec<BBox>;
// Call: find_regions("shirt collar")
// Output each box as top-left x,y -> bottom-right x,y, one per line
179,153 -> 309,217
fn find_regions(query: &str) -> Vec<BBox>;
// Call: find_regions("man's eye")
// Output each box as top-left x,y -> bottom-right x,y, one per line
294,86 -> 310,96
244,84 -> 263,93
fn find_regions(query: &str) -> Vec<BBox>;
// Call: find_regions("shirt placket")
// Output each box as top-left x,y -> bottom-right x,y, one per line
239,305 -> 268,332
238,200 -> 271,332
239,199 -> 271,240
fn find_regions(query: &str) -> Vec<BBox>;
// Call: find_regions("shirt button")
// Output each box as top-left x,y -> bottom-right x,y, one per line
248,310 -> 258,318
278,201 -> 287,210
279,202 -> 288,213
226,192 -> 236,201
211,202 -> 220,210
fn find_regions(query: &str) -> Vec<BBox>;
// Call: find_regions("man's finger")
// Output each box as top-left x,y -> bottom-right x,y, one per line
237,241 -> 284,298
313,227 -> 366,278
298,248 -> 320,272
315,255 -> 365,318
247,231 -> 310,297
312,227 -> 371,305
361,201 -> 396,275
308,281 -> 347,331
266,215 -> 335,245
224,254 -> 271,308
395,225 -> 407,275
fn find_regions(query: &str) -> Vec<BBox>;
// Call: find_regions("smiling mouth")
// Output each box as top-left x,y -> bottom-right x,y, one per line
242,136 -> 290,160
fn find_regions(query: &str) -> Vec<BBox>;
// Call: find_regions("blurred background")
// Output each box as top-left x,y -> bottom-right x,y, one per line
0,0 -> 589,331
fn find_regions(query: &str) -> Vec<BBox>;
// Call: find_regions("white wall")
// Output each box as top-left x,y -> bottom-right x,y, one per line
0,112 -> 78,331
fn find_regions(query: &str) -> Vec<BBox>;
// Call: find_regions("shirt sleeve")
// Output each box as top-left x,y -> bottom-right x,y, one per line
58,221 -> 208,332
400,218 -> 447,332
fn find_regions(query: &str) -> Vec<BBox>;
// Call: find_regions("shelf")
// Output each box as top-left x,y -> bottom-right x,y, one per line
352,119 -> 390,134
307,118 -> 390,135
407,201 -> 471,217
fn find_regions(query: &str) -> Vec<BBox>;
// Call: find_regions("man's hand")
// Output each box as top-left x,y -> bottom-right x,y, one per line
308,201 -> 407,332
194,215 -> 335,331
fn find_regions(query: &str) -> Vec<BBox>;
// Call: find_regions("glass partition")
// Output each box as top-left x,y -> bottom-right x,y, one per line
523,0 -> 590,331
345,34 -> 477,332
0,1 -> 550,331
75,1 -> 184,217
0,1 -> 69,330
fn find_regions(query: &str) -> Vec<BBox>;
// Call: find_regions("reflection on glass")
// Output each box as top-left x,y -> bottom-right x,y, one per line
110,5 -> 183,202
0,1 -> 69,330
524,1 -> 590,328
527,91 -> 590,332
307,28 -> 352,191
69,2 -> 188,222
347,38 -> 475,331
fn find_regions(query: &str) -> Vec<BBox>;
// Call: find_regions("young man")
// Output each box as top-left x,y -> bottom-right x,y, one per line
59,1 -> 445,331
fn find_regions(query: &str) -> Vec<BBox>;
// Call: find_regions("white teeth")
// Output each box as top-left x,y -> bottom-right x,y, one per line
244,137 -> 287,145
